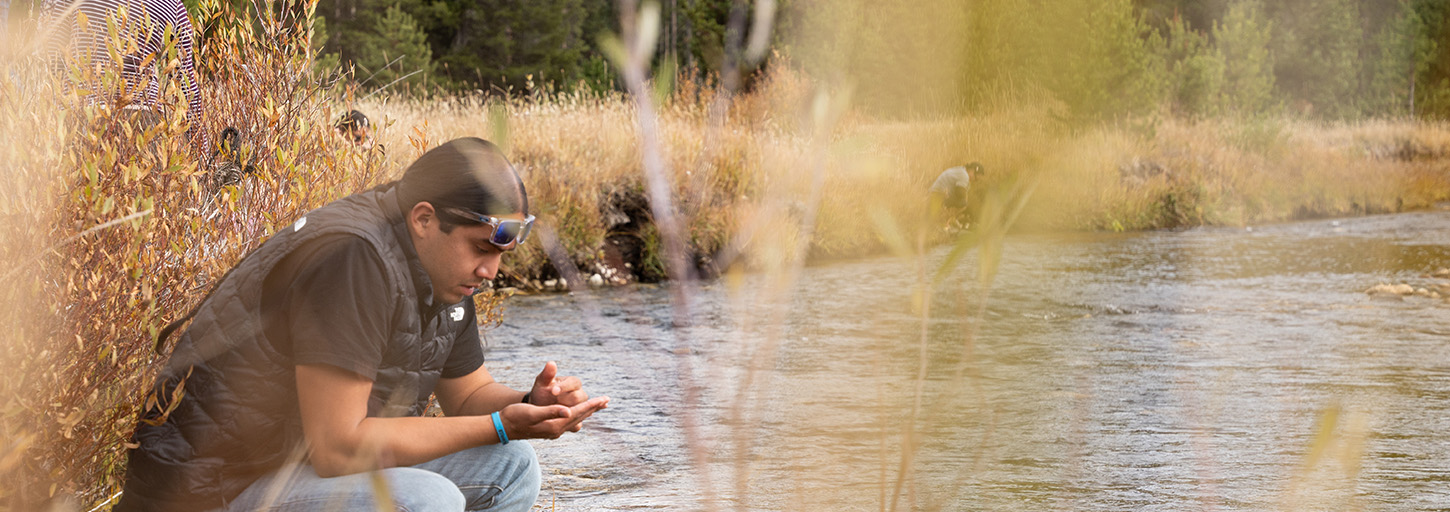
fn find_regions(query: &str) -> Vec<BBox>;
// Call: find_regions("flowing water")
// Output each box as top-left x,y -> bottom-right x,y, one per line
482,211 -> 1450,511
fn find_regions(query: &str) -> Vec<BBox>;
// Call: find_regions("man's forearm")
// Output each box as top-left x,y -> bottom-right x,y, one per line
314,414 -> 498,477
449,380 -> 528,416
298,364 -> 513,477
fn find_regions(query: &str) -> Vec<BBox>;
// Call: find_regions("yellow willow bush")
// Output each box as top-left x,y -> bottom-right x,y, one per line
0,0 -> 492,506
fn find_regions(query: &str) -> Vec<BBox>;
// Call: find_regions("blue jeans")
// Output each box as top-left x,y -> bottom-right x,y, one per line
223,442 -> 540,512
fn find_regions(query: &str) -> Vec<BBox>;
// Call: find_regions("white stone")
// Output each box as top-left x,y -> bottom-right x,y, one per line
589,274 -> 604,287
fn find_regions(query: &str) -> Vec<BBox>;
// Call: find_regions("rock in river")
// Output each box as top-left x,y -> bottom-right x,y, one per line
1366,283 -> 1415,296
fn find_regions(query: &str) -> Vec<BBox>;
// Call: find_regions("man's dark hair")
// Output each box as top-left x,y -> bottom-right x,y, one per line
396,137 -> 529,233
966,162 -> 984,175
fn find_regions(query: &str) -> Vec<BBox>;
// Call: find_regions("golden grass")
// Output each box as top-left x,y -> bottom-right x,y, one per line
1029,117 -> 1450,231
2,5 -> 1448,509
354,89 -> 1450,282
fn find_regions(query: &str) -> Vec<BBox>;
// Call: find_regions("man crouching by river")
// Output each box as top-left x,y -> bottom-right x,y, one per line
115,138 -> 609,512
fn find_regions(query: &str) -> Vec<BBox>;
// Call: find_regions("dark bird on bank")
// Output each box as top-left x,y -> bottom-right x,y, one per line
210,126 -> 257,189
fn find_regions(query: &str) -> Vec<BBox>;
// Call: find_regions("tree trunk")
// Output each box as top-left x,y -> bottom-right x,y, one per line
1409,68 -> 1416,118
450,2 -> 479,59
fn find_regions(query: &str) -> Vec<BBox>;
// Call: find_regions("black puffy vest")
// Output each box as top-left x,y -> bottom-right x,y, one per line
114,186 -> 475,511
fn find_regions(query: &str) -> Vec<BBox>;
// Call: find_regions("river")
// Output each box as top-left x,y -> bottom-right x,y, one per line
481,210 -> 1450,511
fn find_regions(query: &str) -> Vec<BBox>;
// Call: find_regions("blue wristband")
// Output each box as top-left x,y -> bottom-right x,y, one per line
491,411 -> 510,445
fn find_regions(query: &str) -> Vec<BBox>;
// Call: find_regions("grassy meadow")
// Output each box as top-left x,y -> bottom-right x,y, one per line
2,4 -> 1450,510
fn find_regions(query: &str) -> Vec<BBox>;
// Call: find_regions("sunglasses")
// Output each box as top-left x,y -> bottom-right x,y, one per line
441,208 -> 535,250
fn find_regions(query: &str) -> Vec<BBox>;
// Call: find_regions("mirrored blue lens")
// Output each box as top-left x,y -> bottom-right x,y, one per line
492,222 -> 522,245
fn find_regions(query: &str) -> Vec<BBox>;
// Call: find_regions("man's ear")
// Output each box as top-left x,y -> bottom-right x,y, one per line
408,201 -> 437,236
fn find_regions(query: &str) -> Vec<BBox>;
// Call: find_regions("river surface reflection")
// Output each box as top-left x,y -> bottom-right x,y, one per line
482,211 -> 1450,511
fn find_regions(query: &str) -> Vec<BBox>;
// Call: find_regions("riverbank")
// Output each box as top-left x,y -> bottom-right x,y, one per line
350,86 -> 1450,291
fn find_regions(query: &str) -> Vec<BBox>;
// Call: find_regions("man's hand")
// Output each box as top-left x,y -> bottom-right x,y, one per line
528,361 -> 589,407
502,397 -> 610,439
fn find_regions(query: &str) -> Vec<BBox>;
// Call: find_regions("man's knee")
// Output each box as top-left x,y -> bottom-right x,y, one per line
388,467 -> 467,511
472,442 -> 540,511
496,442 -> 541,503
412,441 -> 541,511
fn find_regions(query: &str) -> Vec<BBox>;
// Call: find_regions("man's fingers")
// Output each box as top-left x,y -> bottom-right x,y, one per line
555,376 -> 583,394
533,361 -> 558,389
520,404 -> 571,424
524,397 -> 607,438
562,397 -> 608,429
549,374 -> 583,397
554,390 -> 589,407
569,396 -> 608,415
542,397 -> 607,427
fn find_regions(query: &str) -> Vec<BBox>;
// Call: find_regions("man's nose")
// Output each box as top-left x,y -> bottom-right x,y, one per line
476,253 -> 502,280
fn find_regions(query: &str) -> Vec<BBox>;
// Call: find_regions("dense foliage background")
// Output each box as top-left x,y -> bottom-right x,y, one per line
781,0 -> 1450,121
8,0 -> 1448,119
248,0 -> 1450,120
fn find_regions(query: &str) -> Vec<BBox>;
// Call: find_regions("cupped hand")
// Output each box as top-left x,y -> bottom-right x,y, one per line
500,396 -> 610,440
528,361 -> 589,407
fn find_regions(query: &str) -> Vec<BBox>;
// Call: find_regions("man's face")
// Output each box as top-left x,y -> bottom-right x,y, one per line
409,203 -> 523,304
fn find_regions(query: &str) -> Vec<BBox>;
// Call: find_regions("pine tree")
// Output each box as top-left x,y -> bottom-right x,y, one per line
1164,14 -> 1224,118
437,0 -> 586,93
959,0 -> 1039,112
1213,0 -> 1274,115
1270,0 -> 1362,118
1366,1 -> 1427,118
1049,0 -> 1165,120
675,0 -> 778,82
776,0 -> 968,115
682,0 -> 731,73
352,5 -> 434,89
316,0 -> 435,89
1413,0 -> 1450,118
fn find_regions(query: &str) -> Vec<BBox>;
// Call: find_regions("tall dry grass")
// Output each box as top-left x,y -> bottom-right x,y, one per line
0,0 -> 422,507
352,87 -> 1450,288
2,1 -> 1448,510
1027,117 -> 1450,231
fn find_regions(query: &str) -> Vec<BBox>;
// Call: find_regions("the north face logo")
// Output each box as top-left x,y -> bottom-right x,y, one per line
450,306 -> 464,322
293,216 -> 308,232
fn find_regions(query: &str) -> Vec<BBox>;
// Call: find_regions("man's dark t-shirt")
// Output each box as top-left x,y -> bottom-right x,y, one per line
260,234 -> 484,383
